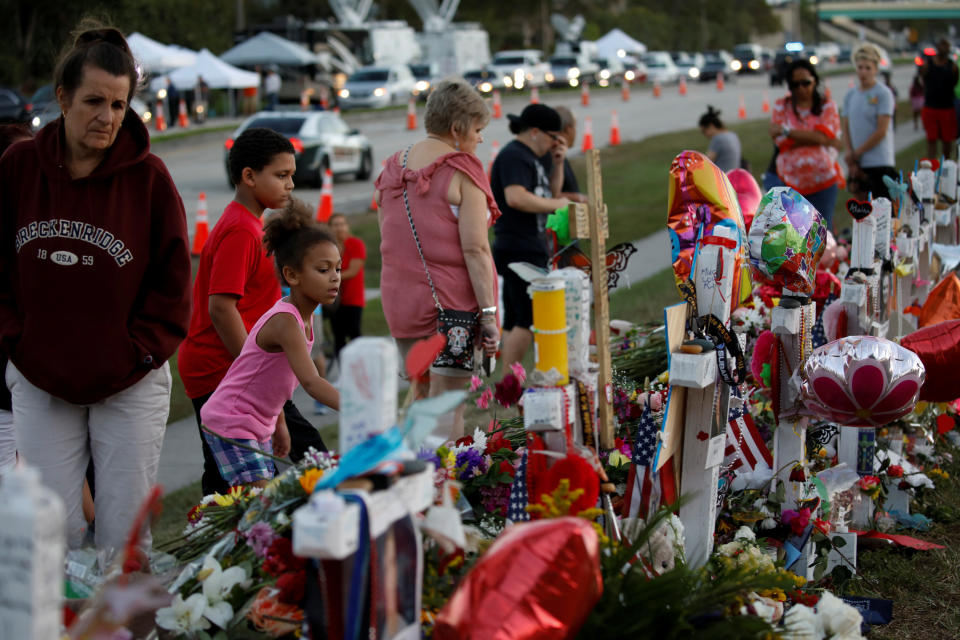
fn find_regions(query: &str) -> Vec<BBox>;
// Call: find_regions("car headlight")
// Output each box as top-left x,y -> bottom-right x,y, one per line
599,79 -> 609,87
749,59 -> 760,70
567,67 -> 580,79
157,88 -> 167,100
809,55 -> 819,65
479,81 -> 492,93
142,111 -> 152,123
415,80 -> 430,92
503,76 -> 513,88
689,67 -> 700,78
569,78 -> 579,87
31,115 -> 40,128
730,60 -> 742,71
625,70 -> 635,81
545,72 -> 555,82
373,87 -> 386,97
599,69 -> 611,80
339,89 -> 350,98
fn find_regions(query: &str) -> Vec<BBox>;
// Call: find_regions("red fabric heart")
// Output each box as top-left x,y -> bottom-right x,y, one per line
404,333 -> 447,380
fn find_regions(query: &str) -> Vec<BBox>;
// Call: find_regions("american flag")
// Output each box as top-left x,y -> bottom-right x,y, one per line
811,293 -> 836,349
724,400 -> 774,473
624,405 -> 663,519
507,450 -> 530,522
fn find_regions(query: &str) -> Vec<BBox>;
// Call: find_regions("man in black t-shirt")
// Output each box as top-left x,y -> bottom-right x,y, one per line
491,104 -> 570,367
920,38 -> 959,160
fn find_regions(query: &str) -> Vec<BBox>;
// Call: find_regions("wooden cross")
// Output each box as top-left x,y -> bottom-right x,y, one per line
567,149 -> 614,449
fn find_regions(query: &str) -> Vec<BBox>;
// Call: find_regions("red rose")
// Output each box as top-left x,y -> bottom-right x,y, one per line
486,429 -> 513,454
275,570 -> 307,605
454,435 -> 474,448
494,373 -> 523,408
886,464 -> 904,478
499,459 -> 516,478
263,537 -> 306,577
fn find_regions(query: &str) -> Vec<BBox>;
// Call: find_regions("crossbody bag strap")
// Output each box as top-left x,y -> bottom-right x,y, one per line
401,145 -> 443,312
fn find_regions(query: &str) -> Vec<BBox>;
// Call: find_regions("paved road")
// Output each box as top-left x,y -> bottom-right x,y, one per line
154,65 -> 915,234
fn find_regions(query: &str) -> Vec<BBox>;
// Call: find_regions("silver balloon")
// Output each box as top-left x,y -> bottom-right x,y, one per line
801,336 -> 925,427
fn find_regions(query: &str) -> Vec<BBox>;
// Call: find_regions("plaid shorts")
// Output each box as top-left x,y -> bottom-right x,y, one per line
202,430 -> 276,486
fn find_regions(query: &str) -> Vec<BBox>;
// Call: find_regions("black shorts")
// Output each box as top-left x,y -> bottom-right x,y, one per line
494,249 -> 547,331
854,166 -> 898,201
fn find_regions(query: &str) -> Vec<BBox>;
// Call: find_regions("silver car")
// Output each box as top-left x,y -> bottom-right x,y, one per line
224,111 -> 374,187
337,65 -> 416,110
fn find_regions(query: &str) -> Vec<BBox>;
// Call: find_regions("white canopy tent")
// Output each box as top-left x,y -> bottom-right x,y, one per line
127,32 -> 196,74
168,49 -> 261,90
220,31 -> 323,67
595,28 -> 647,60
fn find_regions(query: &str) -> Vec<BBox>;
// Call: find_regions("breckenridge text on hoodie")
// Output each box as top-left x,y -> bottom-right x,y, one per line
14,218 -> 134,266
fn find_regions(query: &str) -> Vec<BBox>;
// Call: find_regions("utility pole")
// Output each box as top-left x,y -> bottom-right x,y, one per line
236,0 -> 245,33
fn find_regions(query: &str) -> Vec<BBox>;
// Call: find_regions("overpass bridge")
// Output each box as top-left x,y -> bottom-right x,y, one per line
816,2 -> 960,21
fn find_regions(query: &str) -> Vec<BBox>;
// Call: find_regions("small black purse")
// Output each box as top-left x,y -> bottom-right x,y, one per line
400,147 -> 478,372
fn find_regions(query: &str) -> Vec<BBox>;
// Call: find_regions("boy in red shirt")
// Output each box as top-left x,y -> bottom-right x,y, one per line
178,128 -> 327,495
327,213 -> 366,362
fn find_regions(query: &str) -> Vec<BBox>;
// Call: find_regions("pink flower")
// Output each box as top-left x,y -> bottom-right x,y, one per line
857,475 -> 881,491
509,362 -> 527,384
650,393 -> 663,412
469,375 -> 483,392
781,507 -> 811,536
476,388 -> 493,410
494,373 -> 523,408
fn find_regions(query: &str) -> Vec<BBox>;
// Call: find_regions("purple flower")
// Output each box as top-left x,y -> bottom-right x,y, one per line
417,447 -> 441,468
455,448 -> 487,482
245,522 -> 278,558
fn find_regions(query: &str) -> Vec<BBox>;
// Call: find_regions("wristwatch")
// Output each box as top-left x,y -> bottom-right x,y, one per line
481,306 -> 498,317
781,124 -> 792,138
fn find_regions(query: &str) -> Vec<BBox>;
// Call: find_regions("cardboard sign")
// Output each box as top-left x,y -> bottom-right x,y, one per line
655,302 -> 688,471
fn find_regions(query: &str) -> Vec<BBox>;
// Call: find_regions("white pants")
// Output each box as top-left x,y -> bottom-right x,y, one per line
0,408 -> 14,474
6,361 -> 170,550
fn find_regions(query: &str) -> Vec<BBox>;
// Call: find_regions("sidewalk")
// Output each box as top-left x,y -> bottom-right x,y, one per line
157,124 -> 929,494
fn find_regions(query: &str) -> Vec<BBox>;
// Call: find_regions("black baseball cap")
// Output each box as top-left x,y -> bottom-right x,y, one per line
507,104 -> 562,134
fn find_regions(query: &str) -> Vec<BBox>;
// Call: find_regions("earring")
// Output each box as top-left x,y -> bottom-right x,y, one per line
454,140 -> 460,150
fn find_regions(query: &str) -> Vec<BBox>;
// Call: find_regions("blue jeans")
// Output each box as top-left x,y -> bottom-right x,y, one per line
802,183 -> 839,232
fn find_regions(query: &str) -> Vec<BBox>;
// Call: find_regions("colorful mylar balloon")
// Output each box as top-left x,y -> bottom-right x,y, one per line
433,517 -> 601,640
901,320 -> 960,402
801,336 -> 925,427
666,150 -> 747,301
726,168 -> 762,231
748,187 -> 827,294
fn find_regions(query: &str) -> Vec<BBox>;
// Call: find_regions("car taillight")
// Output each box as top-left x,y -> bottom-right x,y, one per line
224,138 -> 234,150
25,102 -> 32,112
289,137 -> 304,153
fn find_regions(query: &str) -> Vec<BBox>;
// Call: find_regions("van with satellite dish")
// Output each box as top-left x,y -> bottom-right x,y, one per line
488,50 -> 550,90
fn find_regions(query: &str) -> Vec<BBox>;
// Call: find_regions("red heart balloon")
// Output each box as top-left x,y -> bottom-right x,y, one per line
846,198 -> 873,221
901,319 -> 960,401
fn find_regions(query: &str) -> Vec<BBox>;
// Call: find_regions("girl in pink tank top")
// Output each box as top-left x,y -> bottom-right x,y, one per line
201,201 -> 342,487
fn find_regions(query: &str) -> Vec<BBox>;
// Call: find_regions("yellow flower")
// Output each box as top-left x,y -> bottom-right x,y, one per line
212,486 -> 244,507
915,401 -> 929,414
608,450 -> 630,468
299,468 -> 324,493
657,370 -> 669,384
930,468 -> 950,480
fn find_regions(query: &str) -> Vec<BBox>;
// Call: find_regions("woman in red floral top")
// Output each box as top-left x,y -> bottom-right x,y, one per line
769,59 -> 844,231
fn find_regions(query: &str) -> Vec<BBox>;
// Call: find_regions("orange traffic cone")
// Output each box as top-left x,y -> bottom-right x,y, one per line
317,169 -> 334,223
154,100 -> 167,132
609,110 -> 621,146
621,80 -> 630,102
581,83 -> 590,106
191,192 -> 209,256
530,86 -> 540,104
406,98 -> 417,130
581,116 -> 594,152
761,90 -> 770,113
738,94 -> 747,120
678,76 -> 687,96
492,90 -> 502,119
716,72 -> 725,92
652,81 -> 661,98
487,140 -> 500,179
178,99 -> 189,128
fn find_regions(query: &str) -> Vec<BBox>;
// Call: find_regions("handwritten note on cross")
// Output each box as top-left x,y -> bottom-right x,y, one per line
567,149 -> 614,449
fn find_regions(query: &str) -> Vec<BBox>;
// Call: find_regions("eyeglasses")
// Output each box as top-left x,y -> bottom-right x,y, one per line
789,79 -> 814,89
544,131 -> 562,142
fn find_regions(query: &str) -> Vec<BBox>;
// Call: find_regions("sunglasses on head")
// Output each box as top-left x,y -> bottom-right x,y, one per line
789,79 -> 814,88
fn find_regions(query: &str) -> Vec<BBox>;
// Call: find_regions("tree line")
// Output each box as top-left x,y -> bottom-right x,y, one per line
5,0 -> 780,91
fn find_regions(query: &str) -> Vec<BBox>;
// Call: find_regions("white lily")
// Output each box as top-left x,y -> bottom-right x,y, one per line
155,592 -> 210,634
198,555 -> 249,627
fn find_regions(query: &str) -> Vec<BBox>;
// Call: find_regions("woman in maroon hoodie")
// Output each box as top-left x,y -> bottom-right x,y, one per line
0,24 -> 191,551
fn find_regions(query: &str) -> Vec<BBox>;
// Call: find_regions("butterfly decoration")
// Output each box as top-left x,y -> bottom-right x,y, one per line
552,240 -> 638,290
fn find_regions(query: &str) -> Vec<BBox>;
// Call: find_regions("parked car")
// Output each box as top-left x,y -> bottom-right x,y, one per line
409,62 -> 438,101
732,43 -> 767,73
0,86 -> 31,124
770,48 -> 818,86
642,51 -> 681,84
621,56 -> 648,83
223,111 -> 374,187
671,51 -> 705,80
699,50 -> 738,82
30,91 -> 151,131
463,68 -> 511,94
488,50 -> 550,90
337,65 -> 416,110
545,54 -> 599,87
594,57 -> 625,85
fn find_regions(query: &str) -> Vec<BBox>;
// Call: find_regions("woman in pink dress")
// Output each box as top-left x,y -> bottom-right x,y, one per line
375,78 -> 500,440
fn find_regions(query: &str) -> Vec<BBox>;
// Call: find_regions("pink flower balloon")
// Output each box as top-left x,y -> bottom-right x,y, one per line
801,336 -> 925,427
